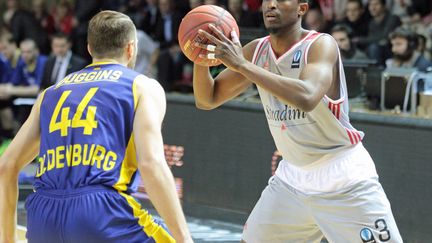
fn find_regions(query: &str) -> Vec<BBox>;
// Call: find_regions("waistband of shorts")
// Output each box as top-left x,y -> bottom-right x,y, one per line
34,184 -> 116,198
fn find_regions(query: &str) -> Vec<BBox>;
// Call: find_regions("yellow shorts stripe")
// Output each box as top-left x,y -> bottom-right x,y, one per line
119,192 -> 175,243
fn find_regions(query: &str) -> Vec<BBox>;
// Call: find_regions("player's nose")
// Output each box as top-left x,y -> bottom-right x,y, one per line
263,0 -> 277,10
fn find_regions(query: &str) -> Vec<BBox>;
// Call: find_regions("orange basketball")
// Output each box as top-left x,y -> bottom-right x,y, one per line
178,5 -> 240,67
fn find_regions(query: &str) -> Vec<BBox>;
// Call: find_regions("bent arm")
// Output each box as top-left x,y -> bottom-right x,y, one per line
133,77 -> 192,242
9,85 -> 40,97
237,35 -> 338,111
192,39 -> 258,110
0,92 -> 43,242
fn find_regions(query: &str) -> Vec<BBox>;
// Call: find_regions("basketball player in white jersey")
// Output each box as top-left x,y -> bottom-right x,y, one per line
192,0 -> 403,242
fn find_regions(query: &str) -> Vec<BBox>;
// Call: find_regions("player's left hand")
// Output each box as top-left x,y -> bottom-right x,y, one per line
195,24 -> 246,72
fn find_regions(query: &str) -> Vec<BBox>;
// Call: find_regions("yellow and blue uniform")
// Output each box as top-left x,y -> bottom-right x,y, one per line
25,62 -> 174,243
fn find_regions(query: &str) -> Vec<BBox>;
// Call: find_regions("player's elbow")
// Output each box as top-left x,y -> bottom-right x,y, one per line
0,159 -> 19,178
138,158 -> 167,176
195,100 -> 217,110
296,95 -> 319,112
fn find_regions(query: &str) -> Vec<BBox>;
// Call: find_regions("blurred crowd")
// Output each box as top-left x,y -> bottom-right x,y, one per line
0,0 -> 431,147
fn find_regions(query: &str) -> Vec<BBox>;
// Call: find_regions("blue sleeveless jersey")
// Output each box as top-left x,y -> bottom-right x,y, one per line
35,62 -> 141,193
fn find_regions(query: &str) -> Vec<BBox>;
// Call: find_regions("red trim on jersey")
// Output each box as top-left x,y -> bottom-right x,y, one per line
252,37 -> 269,64
269,31 -> 316,62
346,129 -> 362,144
304,32 -> 321,41
347,129 -> 354,144
327,102 -> 341,120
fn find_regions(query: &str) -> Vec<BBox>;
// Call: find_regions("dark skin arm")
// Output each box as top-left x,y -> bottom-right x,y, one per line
194,24 -> 339,112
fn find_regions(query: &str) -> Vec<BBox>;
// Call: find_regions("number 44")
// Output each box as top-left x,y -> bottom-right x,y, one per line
49,88 -> 99,137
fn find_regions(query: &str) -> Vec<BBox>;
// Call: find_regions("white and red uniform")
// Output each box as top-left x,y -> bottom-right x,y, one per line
242,31 -> 403,243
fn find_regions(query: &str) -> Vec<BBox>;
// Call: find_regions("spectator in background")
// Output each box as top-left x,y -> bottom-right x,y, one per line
339,0 -> 369,39
189,0 -> 203,9
72,0 -> 103,62
386,0 -> 411,19
0,31 -> 19,145
228,0 -> 263,28
355,0 -> 401,66
0,33 -> 20,84
386,27 -> 432,72
0,53 -> 15,147
135,30 -> 159,78
245,0 -> 261,12
0,39 -> 47,125
154,0 -> 186,90
4,0 -> 50,55
3,39 -> 46,96
204,0 -> 226,8
32,0 -> 55,36
52,0 -> 74,35
331,24 -> 367,60
119,0 -> 147,29
40,33 -> 87,90
317,0 -> 348,22
416,34 -> 430,61
304,8 -> 332,33
142,0 -> 160,37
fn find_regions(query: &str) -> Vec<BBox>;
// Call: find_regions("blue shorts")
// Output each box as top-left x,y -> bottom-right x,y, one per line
25,185 -> 174,243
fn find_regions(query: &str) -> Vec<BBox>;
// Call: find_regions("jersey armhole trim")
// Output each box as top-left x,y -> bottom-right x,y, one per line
251,37 -> 268,64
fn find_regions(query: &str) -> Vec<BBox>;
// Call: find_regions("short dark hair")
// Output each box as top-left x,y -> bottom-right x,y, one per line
87,10 -> 136,59
51,32 -> 71,43
347,0 -> 363,8
299,0 -> 309,3
389,27 -> 418,49
331,24 -> 353,38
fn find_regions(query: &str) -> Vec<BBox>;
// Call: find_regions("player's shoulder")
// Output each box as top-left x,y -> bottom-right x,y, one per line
310,33 -> 338,52
133,75 -> 165,98
307,33 -> 339,63
243,38 -> 266,61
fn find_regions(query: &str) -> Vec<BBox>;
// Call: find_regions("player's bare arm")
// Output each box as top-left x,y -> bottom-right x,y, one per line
192,32 -> 258,110
198,24 -> 339,112
133,76 -> 193,243
0,92 -> 44,242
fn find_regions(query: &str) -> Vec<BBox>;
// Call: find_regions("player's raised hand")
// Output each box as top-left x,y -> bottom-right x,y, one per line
195,24 -> 246,72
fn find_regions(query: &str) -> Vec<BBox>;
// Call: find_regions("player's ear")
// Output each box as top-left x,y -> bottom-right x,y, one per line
126,40 -> 135,60
298,2 -> 309,17
87,44 -> 92,56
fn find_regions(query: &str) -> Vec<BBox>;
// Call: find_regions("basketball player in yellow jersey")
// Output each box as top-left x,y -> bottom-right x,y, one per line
0,11 -> 193,243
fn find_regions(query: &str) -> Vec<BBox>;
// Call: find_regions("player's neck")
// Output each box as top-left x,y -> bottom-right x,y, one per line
269,26 -> 308,58
91,58 -> 127,67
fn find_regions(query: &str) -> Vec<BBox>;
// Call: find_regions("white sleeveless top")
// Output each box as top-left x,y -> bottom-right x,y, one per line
253,31 -> 364,167
253,31 -> 378,193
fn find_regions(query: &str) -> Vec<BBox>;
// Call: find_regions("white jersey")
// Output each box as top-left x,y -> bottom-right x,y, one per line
252,31 -> 364,167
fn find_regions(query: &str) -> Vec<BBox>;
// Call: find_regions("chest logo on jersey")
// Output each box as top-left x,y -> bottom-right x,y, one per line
291,50 -> 302,68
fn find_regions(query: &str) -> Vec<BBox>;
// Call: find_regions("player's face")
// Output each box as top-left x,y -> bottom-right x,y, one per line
262,0 -> 307,35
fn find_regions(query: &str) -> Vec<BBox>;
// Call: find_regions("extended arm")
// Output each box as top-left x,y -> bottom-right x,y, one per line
133,77 -> 192,243
198,25 -> 338,111
192,34 -> 258,110
0,92 -> 43,242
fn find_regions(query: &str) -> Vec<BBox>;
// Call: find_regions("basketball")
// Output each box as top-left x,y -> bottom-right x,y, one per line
178,5 -> 240,67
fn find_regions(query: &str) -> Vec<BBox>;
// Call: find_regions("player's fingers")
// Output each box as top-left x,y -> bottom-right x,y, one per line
198,53 -> 216,60
206,44 -> 216,52
208,24 -> 231,43
198,29 -> 223,46
231,29 -> 240,44
194,42 -> 216,52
